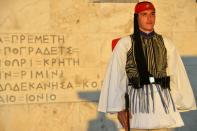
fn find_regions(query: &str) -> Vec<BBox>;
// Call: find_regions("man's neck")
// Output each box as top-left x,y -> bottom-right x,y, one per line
139,29 -> 155,38
139,28 -> 154,34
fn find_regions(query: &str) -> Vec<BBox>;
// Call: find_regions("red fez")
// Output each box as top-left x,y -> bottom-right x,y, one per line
135,1 -> 155,14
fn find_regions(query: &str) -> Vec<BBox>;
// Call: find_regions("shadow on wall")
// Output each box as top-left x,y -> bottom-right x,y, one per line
78,91 -> 118,131
175,56 -> 197,131
78,56 -> 197,131
182,56 -> 197,102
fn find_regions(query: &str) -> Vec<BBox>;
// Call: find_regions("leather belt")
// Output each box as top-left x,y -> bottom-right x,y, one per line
128,76 -> 170,89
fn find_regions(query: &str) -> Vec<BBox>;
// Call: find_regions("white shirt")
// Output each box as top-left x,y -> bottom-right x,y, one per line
98,35 -> 196,113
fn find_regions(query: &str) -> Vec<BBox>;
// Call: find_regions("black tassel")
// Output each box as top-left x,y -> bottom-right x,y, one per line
169,90 -> 176,112
145,85 -> 150,113
133,14 -> 151,85
156,85 -> 169,113
150,84 -> 155,113
132,88 -> 136,113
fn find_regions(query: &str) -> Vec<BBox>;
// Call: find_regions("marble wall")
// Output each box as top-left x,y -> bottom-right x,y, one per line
0,0 -> 196,131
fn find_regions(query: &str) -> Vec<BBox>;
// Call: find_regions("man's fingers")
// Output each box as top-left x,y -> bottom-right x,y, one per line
117,110 -> 128,129
122,115 -> 127,128
118,113 -> 125,128
120,117 -> 127,128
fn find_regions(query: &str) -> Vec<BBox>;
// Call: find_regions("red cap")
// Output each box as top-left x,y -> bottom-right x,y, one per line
135,1 -> 155,14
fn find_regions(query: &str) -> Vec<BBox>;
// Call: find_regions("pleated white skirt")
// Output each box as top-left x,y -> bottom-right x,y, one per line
118,84 -> 184,129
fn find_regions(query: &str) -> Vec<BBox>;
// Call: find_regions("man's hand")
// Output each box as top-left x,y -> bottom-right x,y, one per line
117,110 -> 132,131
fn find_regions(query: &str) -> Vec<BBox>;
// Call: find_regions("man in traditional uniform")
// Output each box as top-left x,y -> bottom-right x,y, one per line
98,1 -> 196,131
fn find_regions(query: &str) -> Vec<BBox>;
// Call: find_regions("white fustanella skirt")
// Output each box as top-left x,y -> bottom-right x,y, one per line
118,84 -> 184,129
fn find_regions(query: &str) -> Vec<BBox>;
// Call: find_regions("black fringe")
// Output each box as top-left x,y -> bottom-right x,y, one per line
130,84 -> 176,114
150,84 -> 155,113
156,85 -> 169,113
169,90 -> 176,112
145,85 -> 149,113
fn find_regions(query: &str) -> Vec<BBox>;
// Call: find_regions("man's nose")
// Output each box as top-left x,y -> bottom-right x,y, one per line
147,15 -> 153,21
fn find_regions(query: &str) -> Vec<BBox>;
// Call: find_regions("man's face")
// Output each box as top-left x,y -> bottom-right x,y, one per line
138,9 -> 155,32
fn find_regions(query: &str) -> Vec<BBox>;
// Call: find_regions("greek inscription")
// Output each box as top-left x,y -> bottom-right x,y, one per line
0,33 -> 98,105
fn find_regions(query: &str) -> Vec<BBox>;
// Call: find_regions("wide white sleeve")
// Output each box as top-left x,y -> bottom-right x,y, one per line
98,36 -> 131,113
164,38 -> 196,112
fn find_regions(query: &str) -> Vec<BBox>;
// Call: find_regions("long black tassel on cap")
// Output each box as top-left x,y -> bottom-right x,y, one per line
133,13 -> 152,86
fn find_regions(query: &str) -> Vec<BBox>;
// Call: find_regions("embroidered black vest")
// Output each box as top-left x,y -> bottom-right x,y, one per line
125,32 -> 170,89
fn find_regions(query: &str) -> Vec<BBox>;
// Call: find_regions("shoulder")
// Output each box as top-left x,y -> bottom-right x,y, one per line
162,36 -> 176,52
113,35 -> 132,52
153,32 -> 176,51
